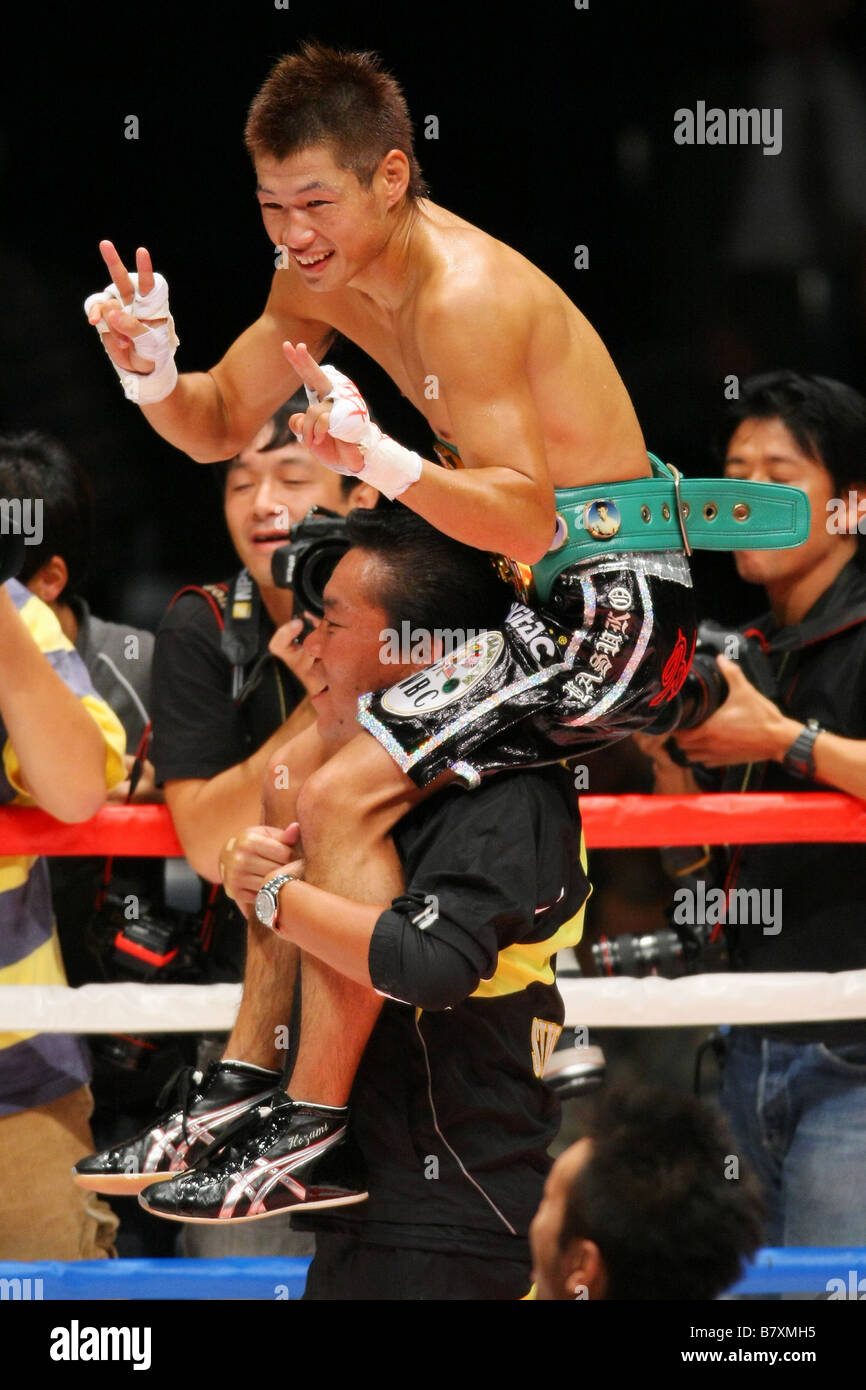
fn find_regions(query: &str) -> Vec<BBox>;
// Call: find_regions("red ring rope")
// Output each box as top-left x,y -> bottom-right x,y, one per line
1,793 -> 864,854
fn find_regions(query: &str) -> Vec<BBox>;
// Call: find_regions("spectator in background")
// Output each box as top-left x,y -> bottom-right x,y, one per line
2,431 -> 155,778
0,566 -> 126,1258
529,1086 -> 764,1300
638,371 -> 866,1254
0,431 -> 158,971
0,429 -> 175,1255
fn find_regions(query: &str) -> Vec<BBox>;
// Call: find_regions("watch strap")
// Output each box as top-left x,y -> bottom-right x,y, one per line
256,870 -> 298,927
782,719 -> 822,780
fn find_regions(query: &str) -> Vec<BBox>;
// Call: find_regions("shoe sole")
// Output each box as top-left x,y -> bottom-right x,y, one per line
72,1169 -> 183,1196
137,1190 -> 369,1222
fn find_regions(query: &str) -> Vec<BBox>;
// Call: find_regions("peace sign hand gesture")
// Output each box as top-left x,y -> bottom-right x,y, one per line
84,241 -> 180,404
282,343 -> 424,500
283,341 -> 366,476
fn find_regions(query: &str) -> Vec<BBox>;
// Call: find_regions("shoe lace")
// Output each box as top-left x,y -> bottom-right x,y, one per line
190,1092 -> 287,1170
155,1063 -> 207,1146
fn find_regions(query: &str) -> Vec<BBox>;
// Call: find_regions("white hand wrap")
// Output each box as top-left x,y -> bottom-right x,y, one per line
304,365 -> 423,500
83,272 -> 180,405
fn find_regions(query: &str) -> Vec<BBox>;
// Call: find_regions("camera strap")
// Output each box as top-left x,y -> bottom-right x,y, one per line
95,714 -> 220,963
221,569 -> 264,697
94,720 -> 154,913
167,570 -> 265,703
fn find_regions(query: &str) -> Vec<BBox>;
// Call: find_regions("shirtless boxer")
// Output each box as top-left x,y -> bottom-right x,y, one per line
79,43 -> 807,1218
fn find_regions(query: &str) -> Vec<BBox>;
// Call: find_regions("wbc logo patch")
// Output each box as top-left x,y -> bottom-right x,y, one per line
381,631 -> 505,717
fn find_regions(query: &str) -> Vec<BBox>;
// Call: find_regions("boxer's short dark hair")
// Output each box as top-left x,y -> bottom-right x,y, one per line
245,41 -> 428,201
720,370 -> 866,562
344,504 -> 514,635
0,429 -> 92,599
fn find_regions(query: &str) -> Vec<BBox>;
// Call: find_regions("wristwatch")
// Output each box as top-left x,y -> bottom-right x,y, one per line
781,718 -> 822,780
254,870 -> 300,929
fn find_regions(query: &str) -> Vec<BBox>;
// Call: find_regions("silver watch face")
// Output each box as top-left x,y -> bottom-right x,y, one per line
255,886 -> 276,927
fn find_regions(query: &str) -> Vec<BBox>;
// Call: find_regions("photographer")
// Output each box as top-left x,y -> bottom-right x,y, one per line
638,371 -> 866,1251
150,391 -> 376,887
76,392 -> 376,1256
0,563 -> 126,1258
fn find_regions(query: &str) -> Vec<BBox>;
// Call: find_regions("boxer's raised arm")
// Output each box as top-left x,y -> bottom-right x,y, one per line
285,293 -> 557,562
86,244 -> 334,462
194,303 -> 333,462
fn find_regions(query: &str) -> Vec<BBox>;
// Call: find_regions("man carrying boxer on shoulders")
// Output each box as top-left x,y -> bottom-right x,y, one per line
81,43 -> 807,1207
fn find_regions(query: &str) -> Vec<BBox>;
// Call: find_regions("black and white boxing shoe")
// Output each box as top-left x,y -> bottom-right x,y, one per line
138,1095 -> 368,1223
72,1060 -> 282,1196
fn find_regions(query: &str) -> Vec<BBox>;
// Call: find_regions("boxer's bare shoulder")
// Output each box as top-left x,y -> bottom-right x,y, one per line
406,204 -> 650,488
264,196 -> 650,492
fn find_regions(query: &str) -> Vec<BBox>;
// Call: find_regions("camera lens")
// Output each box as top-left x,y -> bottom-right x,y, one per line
300,540 -> 353,616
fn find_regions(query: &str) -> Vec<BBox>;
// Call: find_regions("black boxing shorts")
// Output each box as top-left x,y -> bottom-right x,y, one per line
356,550 -> 696,788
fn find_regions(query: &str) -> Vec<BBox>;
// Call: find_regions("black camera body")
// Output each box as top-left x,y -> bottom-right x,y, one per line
86,890 -> 207,1100
89,891 -> 211,984
594,620 -> 778,978
673,619 -> 778,731
271,507 -> 351,617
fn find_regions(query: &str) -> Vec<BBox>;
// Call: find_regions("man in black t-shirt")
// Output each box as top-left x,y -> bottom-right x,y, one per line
639,372 -> 866,1252
139,508 -> 590,1299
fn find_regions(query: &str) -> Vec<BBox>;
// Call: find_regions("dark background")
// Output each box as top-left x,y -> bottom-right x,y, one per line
2,0 -> 866,625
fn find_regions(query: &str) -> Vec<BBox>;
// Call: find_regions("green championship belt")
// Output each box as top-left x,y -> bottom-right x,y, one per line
530,453 -> 810,604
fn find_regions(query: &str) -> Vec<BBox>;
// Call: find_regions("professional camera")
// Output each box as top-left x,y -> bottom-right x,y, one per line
88,889 -> 214,984
592,926 -> 690,978
271,507 -> 351,617
594,626 -> 776,978
665,619 -> 778,732
589,924 -> 729,978
85,888 -> 212,1101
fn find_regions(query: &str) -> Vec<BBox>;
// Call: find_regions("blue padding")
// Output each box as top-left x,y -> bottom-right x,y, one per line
0,1257 -> 311,1300
729,1248 -> 866,1295
0,1249 -> 863,1298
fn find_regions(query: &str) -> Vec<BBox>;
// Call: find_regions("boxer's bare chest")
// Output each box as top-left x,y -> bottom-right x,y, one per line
278,232 -> 646,481
324,297 -> 455,441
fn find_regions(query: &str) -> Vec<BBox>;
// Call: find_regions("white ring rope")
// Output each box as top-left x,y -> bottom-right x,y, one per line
3,971 -> 866,1033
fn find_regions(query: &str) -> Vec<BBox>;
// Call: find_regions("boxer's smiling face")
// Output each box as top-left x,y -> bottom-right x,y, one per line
254,145 -> 394,291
